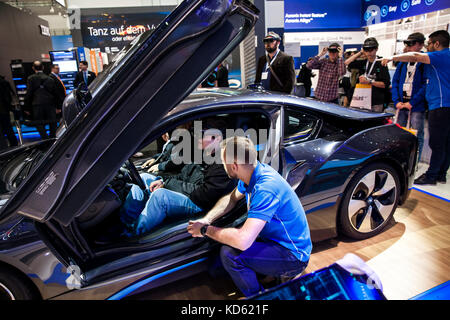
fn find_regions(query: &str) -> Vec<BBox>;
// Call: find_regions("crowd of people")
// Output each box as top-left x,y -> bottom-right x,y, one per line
0,60 -> 96,149
254,30 -> 449,186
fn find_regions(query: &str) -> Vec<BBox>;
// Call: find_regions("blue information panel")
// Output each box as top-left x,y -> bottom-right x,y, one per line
50,50 -> 78,94
363,0 -> 450,26
284,0 -> 362,30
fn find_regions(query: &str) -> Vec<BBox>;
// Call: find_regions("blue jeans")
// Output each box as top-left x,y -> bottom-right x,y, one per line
220,241 -> 308,297
397,109 -> 425,161
120,173 -> 202,236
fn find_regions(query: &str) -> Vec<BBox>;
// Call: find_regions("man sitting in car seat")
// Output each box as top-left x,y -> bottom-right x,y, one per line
120,118 -> 237,237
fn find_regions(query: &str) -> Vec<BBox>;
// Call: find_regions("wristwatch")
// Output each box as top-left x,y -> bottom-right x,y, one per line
200,224 -> 210,237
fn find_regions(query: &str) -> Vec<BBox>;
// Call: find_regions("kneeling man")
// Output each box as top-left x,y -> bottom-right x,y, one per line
188,136 -> 312,297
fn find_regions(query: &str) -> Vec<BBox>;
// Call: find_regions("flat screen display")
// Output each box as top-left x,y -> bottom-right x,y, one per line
284,0 -> 362,30
251,263 -> 386,300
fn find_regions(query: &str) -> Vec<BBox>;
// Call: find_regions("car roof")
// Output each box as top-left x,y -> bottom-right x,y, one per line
169,88 -> 393,121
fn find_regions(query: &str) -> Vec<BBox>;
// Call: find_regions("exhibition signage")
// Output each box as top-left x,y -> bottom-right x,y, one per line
363,0 -> 449,25
285,0 -> 449,29
284,0 -> 363,30
80,10 -> 169,53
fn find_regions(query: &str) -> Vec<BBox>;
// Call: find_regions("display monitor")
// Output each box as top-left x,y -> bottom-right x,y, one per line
251,263 -> 387,300
50,50 -> 79,94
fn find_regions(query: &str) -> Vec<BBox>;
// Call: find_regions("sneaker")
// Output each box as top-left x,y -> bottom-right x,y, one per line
414,174 -> 437,185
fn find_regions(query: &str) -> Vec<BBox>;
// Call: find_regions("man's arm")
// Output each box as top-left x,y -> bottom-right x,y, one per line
203,218 -> 266,251
381,52 -> 431,66
200,187 -> 245,224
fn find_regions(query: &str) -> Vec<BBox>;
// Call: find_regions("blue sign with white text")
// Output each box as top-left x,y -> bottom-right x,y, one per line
284,0 -> 363,30
363,0 -> 450,26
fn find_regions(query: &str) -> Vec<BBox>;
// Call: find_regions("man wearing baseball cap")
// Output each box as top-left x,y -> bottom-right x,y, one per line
391,32 -> 427,161
382,30 -> 450,185
254,32 -> 295,94
345,37 -> 391,112
307,42 -> 346,103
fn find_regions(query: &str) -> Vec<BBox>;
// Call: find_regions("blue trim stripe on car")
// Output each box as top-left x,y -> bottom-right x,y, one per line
107,257 -> 207,300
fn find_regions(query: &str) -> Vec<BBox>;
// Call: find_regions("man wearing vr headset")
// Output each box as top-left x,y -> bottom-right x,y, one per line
307,43 -> 346,103
382,30 -> 450,185
346,37 -> 391,112
255,32 -> 295,94
391,33 -> 427,161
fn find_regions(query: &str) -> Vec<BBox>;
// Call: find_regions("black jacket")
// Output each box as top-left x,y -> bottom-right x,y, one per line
255,51 -> 295,94
74,71 -> 96,88
49,73 -> 66,109
297,63 -> 313,87
24,72 -> 57,109
0,76 -> 14,115
162,163 -> 237,211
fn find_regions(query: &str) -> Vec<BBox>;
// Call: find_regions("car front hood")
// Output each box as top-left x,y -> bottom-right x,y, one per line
0,0 -> 259,225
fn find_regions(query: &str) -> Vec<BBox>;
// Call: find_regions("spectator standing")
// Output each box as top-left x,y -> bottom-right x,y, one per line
74,61 -> 96,88
24,61 -> 58,139
346,38 -> 391,112
306,43 -> 346,103
255,32 -> 295,94
391,33 -> 427,161
49,64 -> 66,117
0,75 -> 18,147
216,62 -> 229,88
296,62 -> 315,97
383,30 -> 450,185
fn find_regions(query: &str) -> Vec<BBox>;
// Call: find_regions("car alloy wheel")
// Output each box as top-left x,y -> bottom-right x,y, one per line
0,282 -> 15,300
339,163 -> 401,240
348,169 -> 397,234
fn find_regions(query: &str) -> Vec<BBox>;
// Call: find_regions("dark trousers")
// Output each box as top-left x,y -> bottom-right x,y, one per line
426,107 -> 450,179
33,104 -> 57,139
0,113 -> 18,147
220,241 -> 308,297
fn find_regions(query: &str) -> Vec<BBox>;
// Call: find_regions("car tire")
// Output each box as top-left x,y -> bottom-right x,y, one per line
0,266 -> 39,300
339,163 -> 400,240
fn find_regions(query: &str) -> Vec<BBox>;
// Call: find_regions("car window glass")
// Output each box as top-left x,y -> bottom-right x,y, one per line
284,108 -> 320,143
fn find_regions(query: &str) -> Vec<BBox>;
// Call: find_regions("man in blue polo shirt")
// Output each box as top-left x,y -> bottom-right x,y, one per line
187,136 -> 311,297
383,30 -> 450,185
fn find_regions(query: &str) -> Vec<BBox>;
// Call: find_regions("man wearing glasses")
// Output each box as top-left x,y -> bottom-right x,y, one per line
345,37 -> 391,112
255,32 -> 295,94
382,30 -> 450,185
391,33 -> 427,161
306,43 -> 346,103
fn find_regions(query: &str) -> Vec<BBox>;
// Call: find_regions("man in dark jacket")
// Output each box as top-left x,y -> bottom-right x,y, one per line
120,122 -> 237,236
255,32 -> 295,94
49,64 -> 66,116
24,61 -> 58,139
74,61 -> 96,88
297,62 -> 315,97
0,75 -> 18,148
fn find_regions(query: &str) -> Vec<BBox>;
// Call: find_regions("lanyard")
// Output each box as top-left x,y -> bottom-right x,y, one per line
265,49 -> 280,72
404,62 -> 417,84
365,60 -> 376,78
